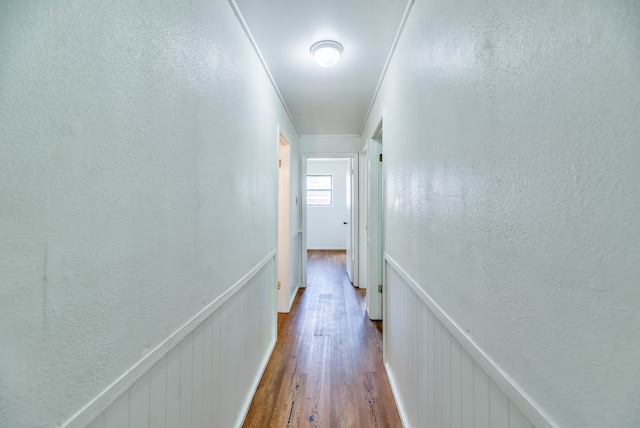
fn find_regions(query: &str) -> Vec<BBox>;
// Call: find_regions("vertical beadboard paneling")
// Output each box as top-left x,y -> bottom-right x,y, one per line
202,317 -> 214,428
220,286 -> 234,426
434,319 -> 443,428
86,413 -> 104,428
490,379 -> 510,428
441,329 -> 452,428
510,401 -> 535,428
450,339 -> 462,428
415,292 -> 425,428
165,346 -> 181,427
410,286 -> 422,425
427,310 -> 435,428
210,309 -> 222,426
402,282 -> 414,426
104,390 -> 129,428
420,293 -> 429,428
384,259 -> 540,428
460,348 -> 474,427
192,325 -> 204,428
180,335 -> 194,428
148,358 -> 167,428
81,255 -> 277,428
474,364 -> 490,428
129,371 -> 150,428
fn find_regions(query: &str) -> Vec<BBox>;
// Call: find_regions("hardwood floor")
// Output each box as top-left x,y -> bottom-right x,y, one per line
243,250 -> 402,428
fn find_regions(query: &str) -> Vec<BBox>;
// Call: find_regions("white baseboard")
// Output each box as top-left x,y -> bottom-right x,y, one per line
384,362 -> 410,428
236,337 -> 276,427
290,284 -> 300,308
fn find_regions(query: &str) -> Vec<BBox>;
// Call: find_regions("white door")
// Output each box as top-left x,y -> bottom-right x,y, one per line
345,159 -> 353,282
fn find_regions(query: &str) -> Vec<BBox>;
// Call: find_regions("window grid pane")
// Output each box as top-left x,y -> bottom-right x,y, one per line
307,175 -> 332,191
307,175 -> 332,206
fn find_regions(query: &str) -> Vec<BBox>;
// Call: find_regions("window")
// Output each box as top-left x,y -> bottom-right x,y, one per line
307,175 -> 332,206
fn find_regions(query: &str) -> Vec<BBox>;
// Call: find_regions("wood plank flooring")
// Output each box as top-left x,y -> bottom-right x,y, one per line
243,250 -> 402,428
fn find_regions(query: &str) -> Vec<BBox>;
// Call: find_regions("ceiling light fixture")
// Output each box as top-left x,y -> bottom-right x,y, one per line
310,40 -> 343,68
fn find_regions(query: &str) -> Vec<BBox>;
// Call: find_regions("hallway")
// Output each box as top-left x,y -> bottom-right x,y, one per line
243,250 -> 401,427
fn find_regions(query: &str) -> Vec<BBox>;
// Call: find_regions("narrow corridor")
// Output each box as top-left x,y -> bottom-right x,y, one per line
243,250 -> 401,427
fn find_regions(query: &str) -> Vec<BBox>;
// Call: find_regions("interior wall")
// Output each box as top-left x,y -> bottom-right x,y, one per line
363,0 -> 640,427
300,135 -> 361,154
307,159 -> 349,250
0,0 -> 298,426
86,257 -> 276,428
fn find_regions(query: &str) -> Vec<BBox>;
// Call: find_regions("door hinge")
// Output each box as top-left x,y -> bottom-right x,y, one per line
379,153 -> 383,162
378,284 -> 383,293
279,159 -> 282,167
278,281 -> 281,290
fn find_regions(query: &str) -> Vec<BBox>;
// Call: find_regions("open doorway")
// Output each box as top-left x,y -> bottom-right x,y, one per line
301,154 -> 358,288
306,158 -> 350,276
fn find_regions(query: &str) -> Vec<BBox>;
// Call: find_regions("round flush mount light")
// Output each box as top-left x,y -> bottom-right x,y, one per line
310,40 -> 343,68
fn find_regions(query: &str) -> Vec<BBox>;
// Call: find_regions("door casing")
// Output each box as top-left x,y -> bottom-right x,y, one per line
301,153 -> 359,288
277,131 -> 291,312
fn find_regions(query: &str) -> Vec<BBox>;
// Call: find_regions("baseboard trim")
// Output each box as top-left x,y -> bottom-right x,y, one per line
61,249 -> 278,428
289,284 -> 300,309
236,337 -> 277,427
384,253 -> 557,428
384,362 -> 410,428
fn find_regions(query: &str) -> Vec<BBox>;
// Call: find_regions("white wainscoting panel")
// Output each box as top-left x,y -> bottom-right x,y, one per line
75,252 -> 277,428
384,255 -> 552,428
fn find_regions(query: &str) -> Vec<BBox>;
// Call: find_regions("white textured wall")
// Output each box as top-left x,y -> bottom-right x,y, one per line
307,160 -> 348,250
364,0 -> 640,426
301,136 -> 361,154
0,0 -> 298,426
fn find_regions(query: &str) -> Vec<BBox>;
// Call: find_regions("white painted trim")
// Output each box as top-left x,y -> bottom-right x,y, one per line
301,156 -> 308,288
358,145 -> 368,289
359,0 -> 415,136
384,363 -> 410,428
237,337 -> 277,428
278,131 -> 292,313
384,253 -> 557,428
365,136 -> 383,320
61,249 -> 278,428
227,0 -> 300,137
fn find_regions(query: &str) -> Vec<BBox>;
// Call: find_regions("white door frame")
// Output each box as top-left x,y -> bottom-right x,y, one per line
358,145 -> 368,290
277,130 -> 291,313
301,153 -> 359,288
365,120 -> 384,320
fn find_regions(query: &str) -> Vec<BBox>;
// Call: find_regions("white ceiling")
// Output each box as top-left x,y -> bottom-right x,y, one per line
234,0 -> 410,136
